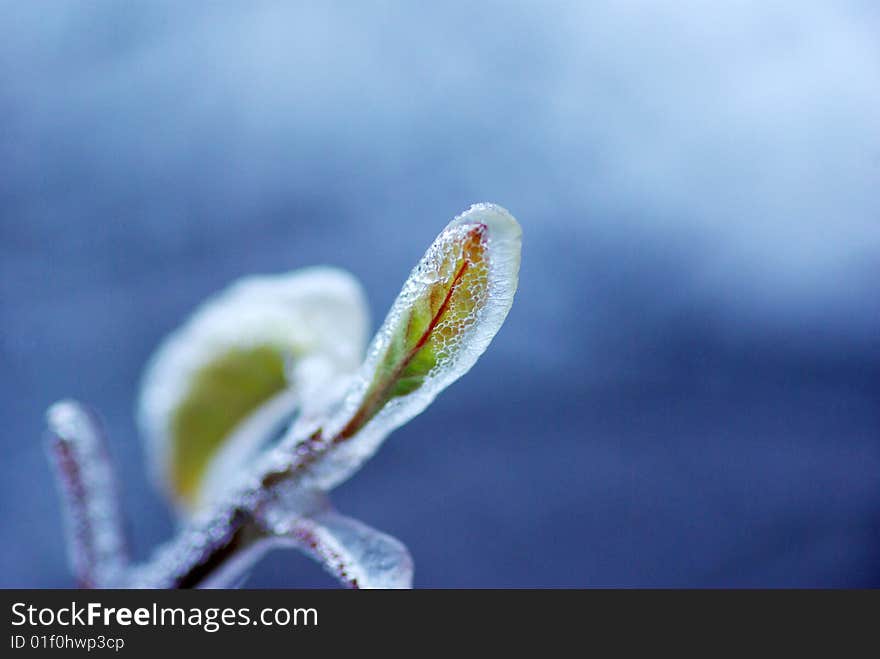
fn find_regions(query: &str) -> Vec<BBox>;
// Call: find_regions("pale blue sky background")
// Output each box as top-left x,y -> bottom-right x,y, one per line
1,1 -> 879,586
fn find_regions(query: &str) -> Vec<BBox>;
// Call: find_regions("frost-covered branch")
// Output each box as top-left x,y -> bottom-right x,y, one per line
46,401 -> 129,588
269,508 -> 414,589
46,203 -> 521,589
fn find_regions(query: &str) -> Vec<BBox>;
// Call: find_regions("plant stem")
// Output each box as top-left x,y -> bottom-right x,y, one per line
46,401 -> 129,588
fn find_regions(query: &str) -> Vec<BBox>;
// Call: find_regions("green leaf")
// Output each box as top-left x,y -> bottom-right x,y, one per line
138,267 -> 370,513
337,219 -> 494,440
256,203 -> 521,494
170,345 -> 286,504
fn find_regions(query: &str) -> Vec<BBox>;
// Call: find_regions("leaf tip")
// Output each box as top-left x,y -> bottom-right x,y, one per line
452,201 -> 522,287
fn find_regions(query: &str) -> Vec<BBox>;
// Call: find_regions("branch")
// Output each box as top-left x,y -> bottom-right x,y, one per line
46,405 -> 410,589
46,400 -> 129,588
123,490 -> 414,589
125,507 -> 264,588
262,499 -> 414,589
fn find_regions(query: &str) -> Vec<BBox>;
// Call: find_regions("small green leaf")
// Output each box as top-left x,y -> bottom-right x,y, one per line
255,203 -> 521,494
138,267 -> 370,514
337,214 -> 501,440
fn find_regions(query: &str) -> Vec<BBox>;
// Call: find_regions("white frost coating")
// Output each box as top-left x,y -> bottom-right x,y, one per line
196,388 -> 299,511
270,508 -> 414,589
137,267 -> 369,510
125,504 -> 251,588
291,202 -> 522,491
47,400 -> 128,587
128,491 -> 414,589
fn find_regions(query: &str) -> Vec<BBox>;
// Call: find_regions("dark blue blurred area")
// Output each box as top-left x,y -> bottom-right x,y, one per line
2,2 -> 879,587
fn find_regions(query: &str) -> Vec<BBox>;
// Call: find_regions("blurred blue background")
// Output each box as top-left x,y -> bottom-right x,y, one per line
2,1 -> 879,588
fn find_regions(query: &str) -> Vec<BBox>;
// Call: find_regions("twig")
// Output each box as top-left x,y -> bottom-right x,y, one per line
46,401 -> 129,588
46,399 -> 412,589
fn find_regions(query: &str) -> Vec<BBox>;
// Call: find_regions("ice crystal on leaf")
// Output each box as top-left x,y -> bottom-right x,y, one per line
46,203 -> 521,589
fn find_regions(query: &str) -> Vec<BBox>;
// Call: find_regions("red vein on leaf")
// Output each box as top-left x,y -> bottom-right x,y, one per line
261,224 -> 485,488
335,225 -> 485,441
